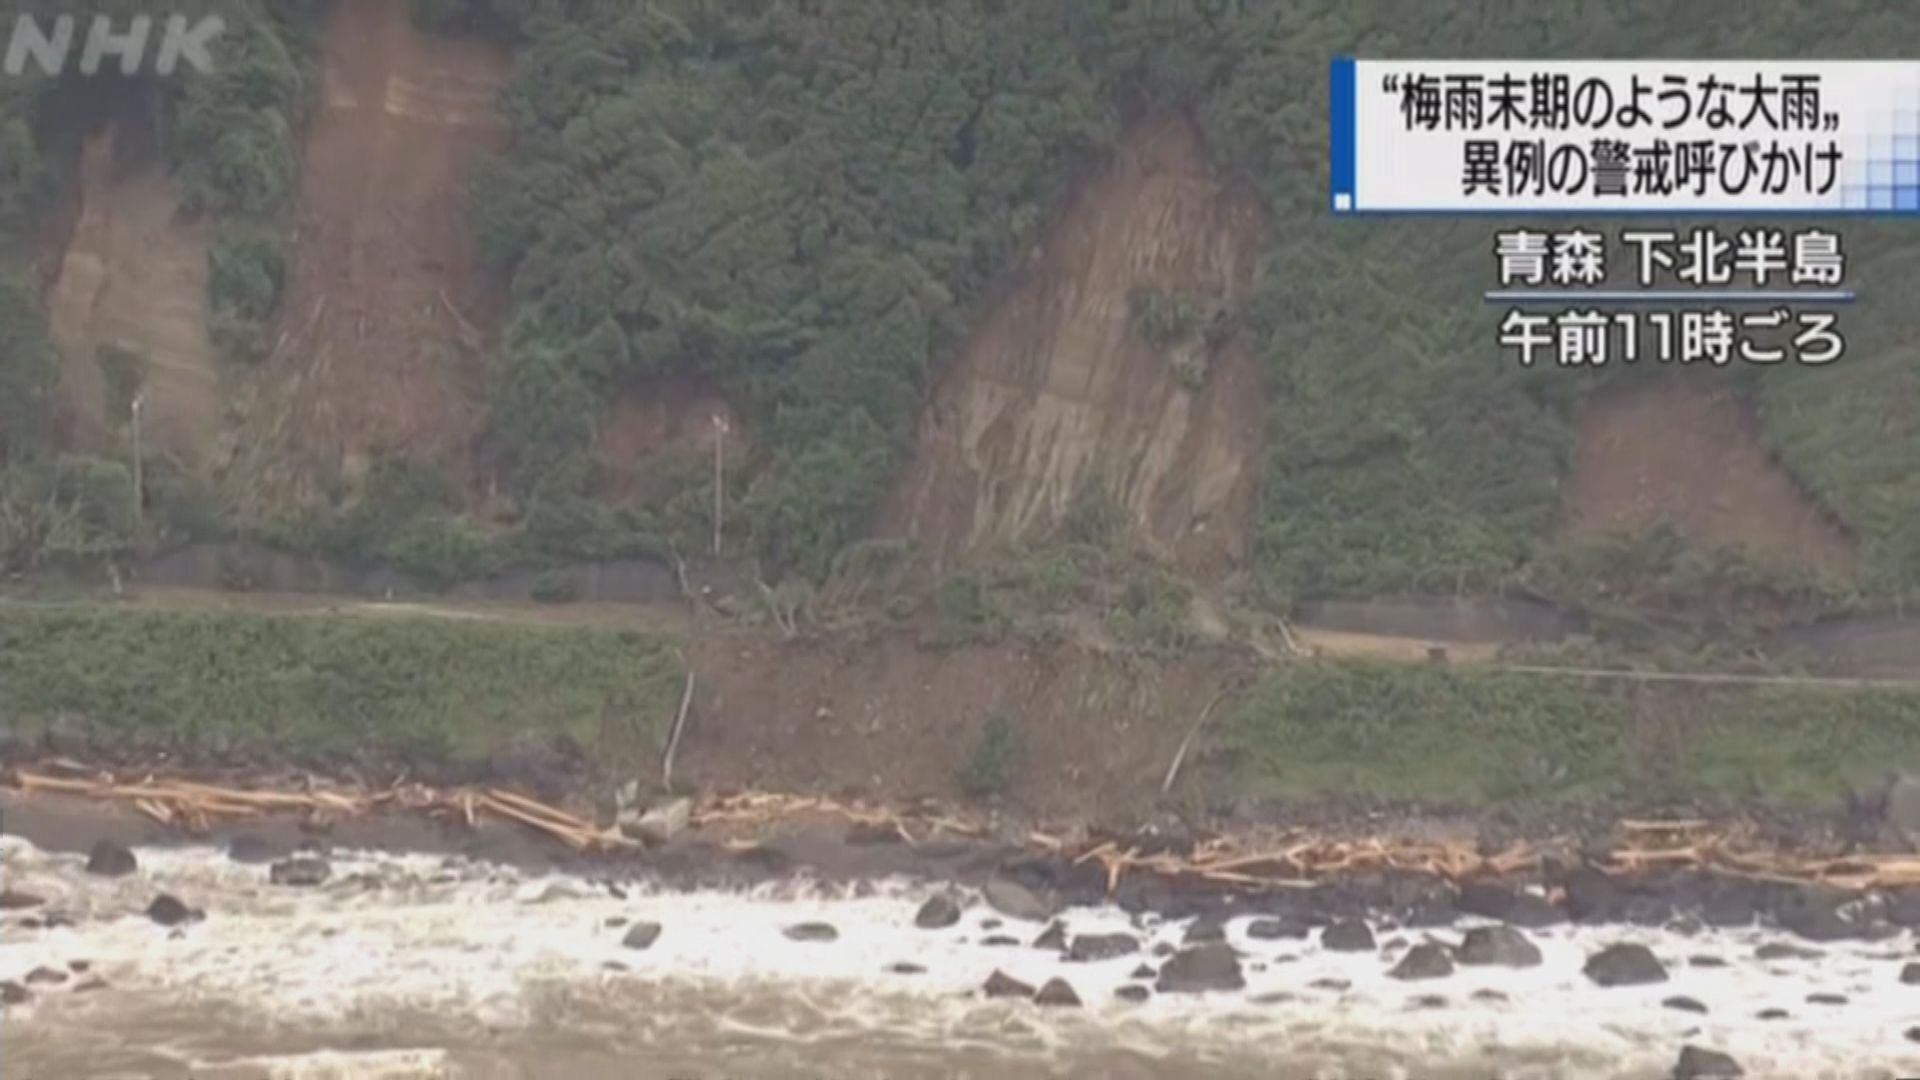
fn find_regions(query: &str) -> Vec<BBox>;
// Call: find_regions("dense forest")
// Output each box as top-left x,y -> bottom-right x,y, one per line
3,0 -> 1918,622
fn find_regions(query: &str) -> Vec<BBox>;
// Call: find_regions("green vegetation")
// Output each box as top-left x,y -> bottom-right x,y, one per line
958,710 -> 1020,799
1227,659 -> 1920,807
0,603 -> 682,766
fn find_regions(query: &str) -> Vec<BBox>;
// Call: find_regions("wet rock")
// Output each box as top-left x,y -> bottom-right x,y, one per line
984,879 -> 1054,922
1665,916 -> 1703,937
1899,961 -> 1920,985
621,922 -> 662,950
604,916 -> 628,928
983,970 -> 1034,998
1183,916 -> 1227,944
1885,887 -> 1920,927
1453,881 -> 1519,921
145,894 -> 199,927
268,856 -> 331,887
1906,1026 -> 1920,1044
1561,869 -> 1627,923
1689,955 -> 1726,968
1309,977 -> 1350,991
1245,916 -> 1311,940
1583,943 -> 1667,987
73,977 -> 105,993
1067,933 -> 1139,962
783,922 -> 838,943
1032,920 -> 1069,952
1503,892 -> 1563,928
1034,977 -> 1081,1006
914,894 -> 962,930
1701,886 -> 1758,928
1456,925 -> 1542,968
1250,990 -> 1296,1004
226,834 -> 282,865
23,967 -> 65,986
1756,1008 -> 1788,1021
1409,993 -> 1448,1009
0,982 -> 27,1006
1805,992 -> 1847,1005
1114,984 -> 1150,1002
1774,888 -> 1859,942
1754,942 -> 1822,961
1388,943 -> 1453,980
0,890 -> 43,910
601,961 -> 629,972
1130,963 -> 1156,979
623,797 -> 692,845
844,820 -> 902,845
85,840 -> 137,878
1673,1045 -> 1743,1079
1470,989 -> 1508,1003
979,918 -> 1002,930
1404,900 -> 1457,928
889,962 -> 925,975
1663,995 -> 1708,1014
67,960 -> 90,973
1151,942 -> 1174,957
1155,943 -> 1245,993
981,935 -> 1019,947
1320,919 -> 1375,952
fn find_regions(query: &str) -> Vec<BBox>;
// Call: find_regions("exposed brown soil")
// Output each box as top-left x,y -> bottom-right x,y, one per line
677,630 -> 1258,824
1567,378 -> 1858,574
593,377 -> 746,503
230,0 -> 509,509
43,118 -> 220,475
879,115 -> 1268,578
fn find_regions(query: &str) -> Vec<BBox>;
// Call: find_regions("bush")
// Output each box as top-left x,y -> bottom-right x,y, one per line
958,711 -> 1020,799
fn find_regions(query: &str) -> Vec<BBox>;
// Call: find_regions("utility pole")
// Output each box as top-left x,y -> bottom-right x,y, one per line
128,392 -> 144,541
711,414 -> 728,558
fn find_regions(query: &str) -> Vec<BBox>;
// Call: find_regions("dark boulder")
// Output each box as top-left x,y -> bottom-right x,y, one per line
1114,984 -> 1151,1002
621,922 -> 662,950
1805,992 -> 1847,1005
783,922 -> 838,943
1689,955 -> 1726,968
914,894 -> 962,930
1309,977 -> 1350,991
1885,887 -> 1920,927
1453,881 -> 1518,921
1672,1046 -> 1743,1079
226,834 -> 283,865
1560,869 -> 1627,923
146,894 -> 200,927
1470,988 -> 1508,1003
1773,888 -> 1859,942
1700,885 -> 1759,928
1129,963 -> 1155,979
0,890 -> 44,910
1899,961 -> 1920,985
1320,920 -> 1375,952
1154,943 -> 1245,993
981,935 -> 1019,946
1246,915 -> 1311,940
1756,1008 -> 1789,1021
1388,943 -> 1453,980
1067,933 -> 1139,962
1584,943 -> 1667,987
1662,995 -> 1708,1014
1754,942 -> 1821,961
1403,900 -> 1456,928
889,962 -> 926,975
269,857 -> 331,887
983,970 -> 1034,998
23,966 -> 65,986
1034,977 -> 1081,1006
984,879 -> 1055,922
0,982 -> 27,1006
1503,893 -> 1564,928
1032,920 -> 1069,952
1456,926 -> 1542,968
1183,916 -> 1227,944
85,840 -> 137,878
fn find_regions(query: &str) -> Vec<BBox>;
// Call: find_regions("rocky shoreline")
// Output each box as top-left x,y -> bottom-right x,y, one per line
6,787 -> 1920,1079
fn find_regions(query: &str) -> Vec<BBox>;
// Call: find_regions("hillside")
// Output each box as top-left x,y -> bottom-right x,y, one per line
0,0 -> 1917,647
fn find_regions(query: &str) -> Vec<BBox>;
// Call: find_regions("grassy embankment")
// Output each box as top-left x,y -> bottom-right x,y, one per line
1227,659 -> 1920,809
0,604 -> 683,769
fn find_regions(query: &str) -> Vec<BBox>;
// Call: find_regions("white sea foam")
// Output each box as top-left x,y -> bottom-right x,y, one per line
2,836 -> 1916,1079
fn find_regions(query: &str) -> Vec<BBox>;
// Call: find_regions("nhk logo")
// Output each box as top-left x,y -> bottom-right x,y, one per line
5,13 -> 225,77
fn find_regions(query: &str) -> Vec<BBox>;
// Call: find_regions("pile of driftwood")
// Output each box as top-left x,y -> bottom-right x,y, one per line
10,764 -> 1920,893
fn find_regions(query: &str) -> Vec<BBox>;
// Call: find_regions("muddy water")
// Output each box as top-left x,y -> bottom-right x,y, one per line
3,837 -> 1917,1080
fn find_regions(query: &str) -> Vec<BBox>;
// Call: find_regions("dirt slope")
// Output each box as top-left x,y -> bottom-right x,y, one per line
879,116 -> 1267,577
231,0 -> 509,509
1567,378 -> 1857,573
44,119 -> 219,475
